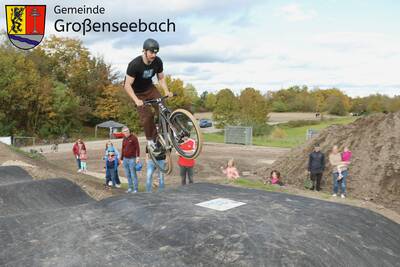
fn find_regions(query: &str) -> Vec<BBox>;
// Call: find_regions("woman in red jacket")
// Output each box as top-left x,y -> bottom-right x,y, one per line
72,139 -> 86,172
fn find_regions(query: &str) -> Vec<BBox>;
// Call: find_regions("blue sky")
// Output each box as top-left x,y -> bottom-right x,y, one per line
1,0 -> 400,97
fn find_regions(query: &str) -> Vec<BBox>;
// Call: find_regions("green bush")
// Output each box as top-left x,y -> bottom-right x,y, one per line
271,100 -> 288,112
271,127 -> 287,139
282,120 -> 320,128
252,123 -> 273,136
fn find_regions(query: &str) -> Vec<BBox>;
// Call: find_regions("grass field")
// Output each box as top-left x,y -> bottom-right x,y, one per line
66,114 -> 356,149
203,117 -> 357,148
233,178 -> 287,192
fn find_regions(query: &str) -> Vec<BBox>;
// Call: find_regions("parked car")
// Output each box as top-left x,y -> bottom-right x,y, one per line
112,132 -> 124,139
199,119 -> 212,128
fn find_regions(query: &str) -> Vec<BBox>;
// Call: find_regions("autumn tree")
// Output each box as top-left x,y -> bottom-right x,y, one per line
94,84 -> 122,121
238,88 -> 269,124
204,92 -> 217,111
213,89 -> 239,128
0,44 -> 42,135
350,94 -> 400,114
388,96 -> 400,112
158,75 -> 192,110
42,36 -> 112,122
184,83 -> 200,112
238,88 -> 271,136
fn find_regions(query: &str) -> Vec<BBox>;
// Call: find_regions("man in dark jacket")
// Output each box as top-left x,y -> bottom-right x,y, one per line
308,143 -> 325,191
121,127 -> 140,193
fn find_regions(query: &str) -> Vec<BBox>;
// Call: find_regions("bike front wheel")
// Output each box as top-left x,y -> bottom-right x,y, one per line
169,109 -> 203,159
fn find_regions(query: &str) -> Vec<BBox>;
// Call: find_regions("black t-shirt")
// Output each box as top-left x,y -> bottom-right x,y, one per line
126,55 -> 163,93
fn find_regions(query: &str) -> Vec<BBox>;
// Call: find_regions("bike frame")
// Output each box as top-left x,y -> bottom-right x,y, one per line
144,96 -> 181,148
143,95 -> 202,172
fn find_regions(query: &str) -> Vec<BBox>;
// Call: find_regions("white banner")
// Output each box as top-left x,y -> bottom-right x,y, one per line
0,137 -> 12,145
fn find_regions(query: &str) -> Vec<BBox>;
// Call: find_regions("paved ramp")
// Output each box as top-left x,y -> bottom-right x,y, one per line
0,178 -> 93,217
0,166 -> 33,185
1,183 -> 399,266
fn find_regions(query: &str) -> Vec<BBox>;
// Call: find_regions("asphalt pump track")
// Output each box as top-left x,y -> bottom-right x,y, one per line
0,166 -> 399,266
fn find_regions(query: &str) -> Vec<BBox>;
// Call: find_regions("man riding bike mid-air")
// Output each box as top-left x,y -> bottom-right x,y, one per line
124,38 -> 173,155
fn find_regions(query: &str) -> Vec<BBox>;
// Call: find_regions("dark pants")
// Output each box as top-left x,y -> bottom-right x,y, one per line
310,172 -> 323,191
136,86 -> 161,140
76,157 -> 81,170
106,168 -> 117,186
333,170 -> 347,194
106,168 -> 121,185
180,166 -> 194,185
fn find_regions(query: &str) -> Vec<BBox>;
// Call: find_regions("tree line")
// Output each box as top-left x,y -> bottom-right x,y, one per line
0,35 -> 197,139
1,34 -> 398,139
201,86 -> 400,117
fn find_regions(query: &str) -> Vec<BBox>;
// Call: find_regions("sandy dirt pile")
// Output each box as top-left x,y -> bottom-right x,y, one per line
263,112 -> 400,212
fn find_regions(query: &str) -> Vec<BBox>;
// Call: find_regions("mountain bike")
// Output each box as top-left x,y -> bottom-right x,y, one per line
144,95 -> 203,174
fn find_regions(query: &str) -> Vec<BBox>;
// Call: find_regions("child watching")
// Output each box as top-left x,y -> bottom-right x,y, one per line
220,159 -> 240,180
105,151 -> 118,188
80,148 -> 88,173
264,170 -> 284,186
337,146 -> 352,181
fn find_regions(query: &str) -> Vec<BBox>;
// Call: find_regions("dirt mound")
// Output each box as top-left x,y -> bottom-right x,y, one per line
264,112 -> 400,213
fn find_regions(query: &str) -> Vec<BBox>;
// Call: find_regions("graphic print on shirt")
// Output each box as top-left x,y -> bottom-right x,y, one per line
143,69 -> 154,79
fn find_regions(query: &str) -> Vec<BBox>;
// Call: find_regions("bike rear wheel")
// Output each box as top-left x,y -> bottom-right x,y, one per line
169,109 -> 203,159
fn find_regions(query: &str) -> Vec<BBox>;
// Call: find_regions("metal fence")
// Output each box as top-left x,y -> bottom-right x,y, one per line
306,129 -> 319,140
12,136 -> 36,147
224,126 -> 252,145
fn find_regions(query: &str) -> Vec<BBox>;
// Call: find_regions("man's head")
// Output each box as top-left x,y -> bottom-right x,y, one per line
122,126 -> 130,138
143,38 -> 159,63
314,143 -> 320,152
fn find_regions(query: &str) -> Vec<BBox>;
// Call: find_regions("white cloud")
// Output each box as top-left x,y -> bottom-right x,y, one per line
1,0 -> 399,97
277,3 -> 317,22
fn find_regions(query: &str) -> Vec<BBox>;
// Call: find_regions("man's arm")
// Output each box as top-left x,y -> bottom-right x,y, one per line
136,137 -> 140,158
121,142 -> 124,160
134,135 -> 140,162
157,72 -> 173,97
124,75 -> 143,106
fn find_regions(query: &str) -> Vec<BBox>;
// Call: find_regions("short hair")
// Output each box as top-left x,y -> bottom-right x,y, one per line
122,126 -> 130,133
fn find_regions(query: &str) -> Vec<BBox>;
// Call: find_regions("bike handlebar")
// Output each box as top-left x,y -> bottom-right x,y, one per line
143,93 -> 177,105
